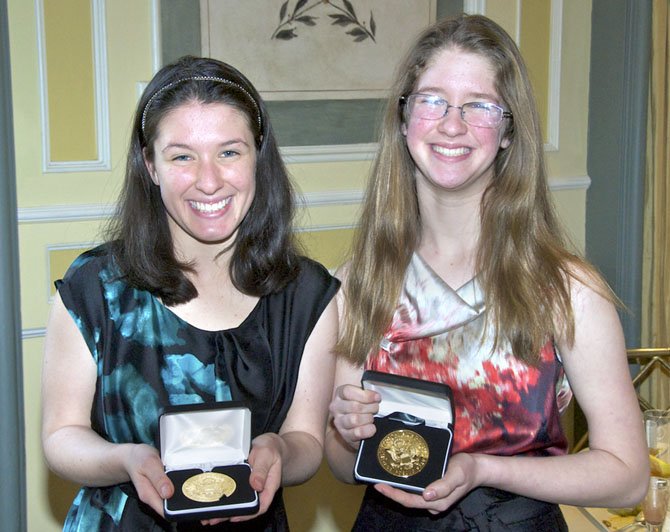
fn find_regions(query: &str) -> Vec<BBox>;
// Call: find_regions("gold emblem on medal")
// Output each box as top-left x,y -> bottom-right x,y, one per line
182,472 -> 237,503
377,429 -> 429,478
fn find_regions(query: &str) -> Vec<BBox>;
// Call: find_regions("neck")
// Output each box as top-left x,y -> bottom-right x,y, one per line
417,189 -> 482,288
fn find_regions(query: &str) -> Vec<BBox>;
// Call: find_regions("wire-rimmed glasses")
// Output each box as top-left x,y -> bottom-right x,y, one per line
400,93 -> 512,129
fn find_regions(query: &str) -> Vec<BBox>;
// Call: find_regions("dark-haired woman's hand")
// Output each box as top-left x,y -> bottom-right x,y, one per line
121,442 -> 175,518
224,432 -> 284,523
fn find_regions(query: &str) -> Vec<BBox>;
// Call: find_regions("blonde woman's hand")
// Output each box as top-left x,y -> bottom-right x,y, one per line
329,384 -> 381,451
373,453 -> 480,514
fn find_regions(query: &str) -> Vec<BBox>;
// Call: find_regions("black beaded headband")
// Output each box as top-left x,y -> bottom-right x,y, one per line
140,76 -> 262,135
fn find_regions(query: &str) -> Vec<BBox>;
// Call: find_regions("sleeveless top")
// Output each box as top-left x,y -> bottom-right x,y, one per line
366,253 -> 572,457
56,245 -> 340,531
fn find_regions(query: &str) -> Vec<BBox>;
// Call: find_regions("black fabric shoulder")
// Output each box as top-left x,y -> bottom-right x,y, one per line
55,243 -> 115,289
293,256 -> 340,294
55,244 -> 117,360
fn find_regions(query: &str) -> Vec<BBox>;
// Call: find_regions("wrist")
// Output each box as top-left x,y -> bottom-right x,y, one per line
253,432 -> 287,458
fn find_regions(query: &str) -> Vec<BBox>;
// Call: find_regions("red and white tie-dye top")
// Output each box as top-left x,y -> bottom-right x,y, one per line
366,253 -> 572,457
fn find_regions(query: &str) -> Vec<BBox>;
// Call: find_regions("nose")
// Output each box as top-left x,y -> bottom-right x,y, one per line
194,159 -> 223,195
437,104 -> 467,135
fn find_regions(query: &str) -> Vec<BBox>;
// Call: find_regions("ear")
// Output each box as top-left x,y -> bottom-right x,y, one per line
401,122 -> 408,136
500,136 -> 511,149
143,148 -> 159,185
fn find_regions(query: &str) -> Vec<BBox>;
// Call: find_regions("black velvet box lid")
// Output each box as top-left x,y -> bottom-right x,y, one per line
354,371 -> 454,493
159,402 -> 259,521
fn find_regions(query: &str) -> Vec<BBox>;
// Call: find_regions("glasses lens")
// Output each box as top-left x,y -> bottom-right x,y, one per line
408,94 -> 445,120
462,102 -> 503,128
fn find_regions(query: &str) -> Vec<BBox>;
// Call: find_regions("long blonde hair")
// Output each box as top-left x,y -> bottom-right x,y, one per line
338,14 -> 612,365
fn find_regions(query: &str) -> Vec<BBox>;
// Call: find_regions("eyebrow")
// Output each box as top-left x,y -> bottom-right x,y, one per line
415,86 -> 500,102
160,138 -> 250,153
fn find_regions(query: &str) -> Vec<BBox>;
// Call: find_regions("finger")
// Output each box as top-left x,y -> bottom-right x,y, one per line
143,462 -> 174,500
229,487 -> 274,523
131,447 -> 174,500
247,447 -> 274,492
338,385 -> 381,406
200,517 -> 229,525
132,474 -> 167,517
374,483 -> 430,509
335,416 -> 377,442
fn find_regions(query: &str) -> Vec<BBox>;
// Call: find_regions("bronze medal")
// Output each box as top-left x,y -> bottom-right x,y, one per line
377,429 -> 429,478
182,472 -> 237,503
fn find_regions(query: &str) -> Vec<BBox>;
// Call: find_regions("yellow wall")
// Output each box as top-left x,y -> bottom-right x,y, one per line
8,1 -> 591,530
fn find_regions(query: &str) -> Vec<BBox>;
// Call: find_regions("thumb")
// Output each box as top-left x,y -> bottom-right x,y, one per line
144,463 -> 174,499
248,460 -> 269,492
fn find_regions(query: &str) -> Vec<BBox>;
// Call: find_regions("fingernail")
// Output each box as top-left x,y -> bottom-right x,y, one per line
160,485 -> 169,498
424,489 -> 436,500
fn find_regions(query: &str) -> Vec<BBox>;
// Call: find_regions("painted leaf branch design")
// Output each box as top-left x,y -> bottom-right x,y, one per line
271,0 -> 377,43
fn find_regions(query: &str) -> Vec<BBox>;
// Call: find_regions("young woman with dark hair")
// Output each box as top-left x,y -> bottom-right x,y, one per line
42,56 -> 339,531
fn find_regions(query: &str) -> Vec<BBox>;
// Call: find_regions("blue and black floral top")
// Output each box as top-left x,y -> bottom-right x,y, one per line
56,244 -> 339,531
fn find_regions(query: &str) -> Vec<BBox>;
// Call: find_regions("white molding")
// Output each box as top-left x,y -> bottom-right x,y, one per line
36,0 -> 111,173
295,222 -> 358,233
543,0 -> 563,152
514,0 -> 522,44
280,143 -> 377,163
17,175 -> 589,226
463,0 -> 486,15
297,190 -> 364,208
16,190 -> 366,224
150,0 -> 161,74
18,203 -> 116,223
22,327 -> 46,340
548,175 -> 590,191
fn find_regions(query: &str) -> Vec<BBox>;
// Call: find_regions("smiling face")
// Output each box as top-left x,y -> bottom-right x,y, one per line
144,101 -> 257,257
403,47 -> 510,199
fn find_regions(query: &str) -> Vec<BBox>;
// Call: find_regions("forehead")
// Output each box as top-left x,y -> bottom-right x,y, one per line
156,101 -> 253,137
416,47 -> 499,97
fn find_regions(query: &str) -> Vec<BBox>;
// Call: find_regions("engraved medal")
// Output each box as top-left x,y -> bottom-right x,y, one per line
377,429 -> 429,478
182,472 -> 237,503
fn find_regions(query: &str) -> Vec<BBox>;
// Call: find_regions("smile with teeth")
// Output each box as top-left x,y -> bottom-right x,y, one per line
433,145 -> 470,157
189,197 -> 231,213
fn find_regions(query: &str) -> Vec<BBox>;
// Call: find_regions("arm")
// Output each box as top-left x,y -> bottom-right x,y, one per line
375,274 -> 649,512
230,297 -> 339,522
324,278 -> 381,483
41,293 -> 173,516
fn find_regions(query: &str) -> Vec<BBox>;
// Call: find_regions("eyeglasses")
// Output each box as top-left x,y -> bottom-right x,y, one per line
400,93 -> 512,128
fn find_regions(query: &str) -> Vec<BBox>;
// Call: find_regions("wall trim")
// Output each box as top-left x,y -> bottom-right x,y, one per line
463,0 -> 486,14
280,143 -> 377,163
35,0 -> 111,172
17,176 -> 590,224
18,203 -> 116,223
543,0 -> 563,152
151,0 -> 161,74
296,190 -> 365,208
22,327 -> 46,340
549,174 -> 590,191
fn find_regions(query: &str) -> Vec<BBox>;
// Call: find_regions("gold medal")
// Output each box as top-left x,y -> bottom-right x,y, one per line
377,429 -> 429,478
181,472 -> 237,503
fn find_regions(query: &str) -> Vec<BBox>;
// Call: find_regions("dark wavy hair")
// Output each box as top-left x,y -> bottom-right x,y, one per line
106,56 -> 299,305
